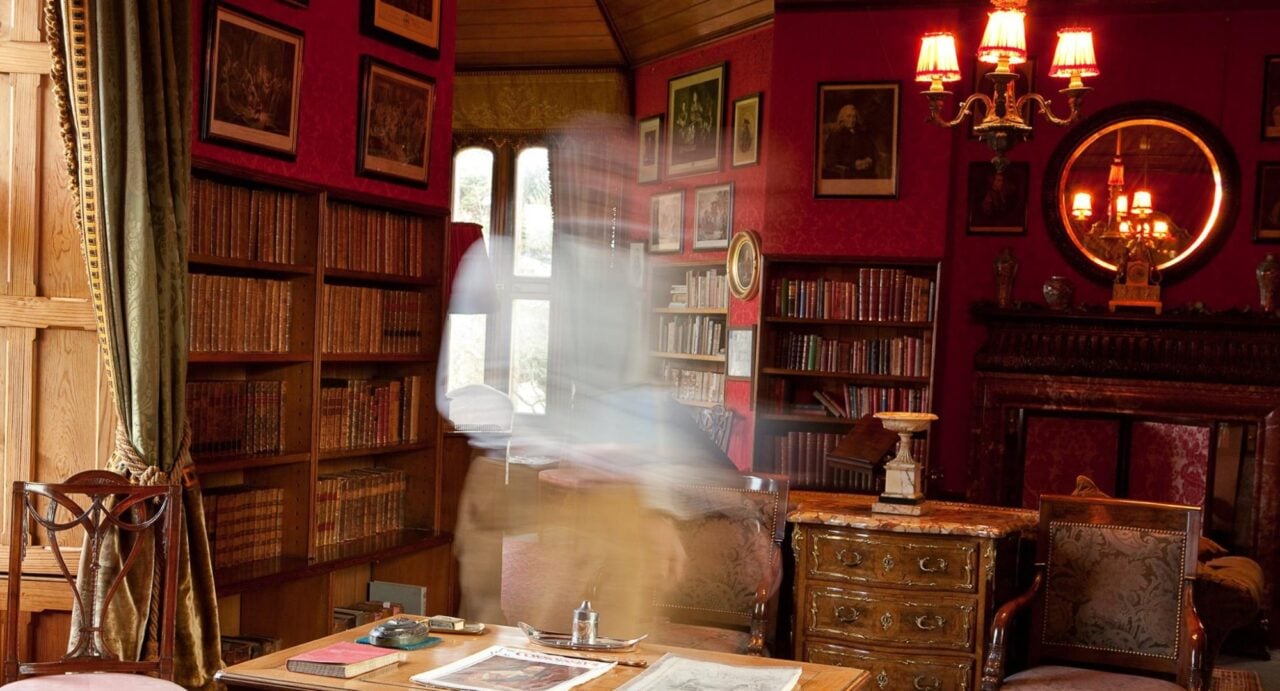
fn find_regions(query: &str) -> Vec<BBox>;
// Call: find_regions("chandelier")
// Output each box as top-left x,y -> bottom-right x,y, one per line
914,0 -> 1099,171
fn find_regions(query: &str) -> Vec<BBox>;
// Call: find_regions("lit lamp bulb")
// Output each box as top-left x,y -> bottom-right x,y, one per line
1048,28 -> 1099,90
1152,219 -> 1169,239
1115,194 -> 1129,217
1119,220 -> 1132,235
915,33 -> 962,92
1071,192 -> 1093,220
1131,190 -> 1153,217
978,9 -> 1028,72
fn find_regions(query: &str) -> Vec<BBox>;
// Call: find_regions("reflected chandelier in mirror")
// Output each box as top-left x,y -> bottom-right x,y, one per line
1043,102 -> 1240,284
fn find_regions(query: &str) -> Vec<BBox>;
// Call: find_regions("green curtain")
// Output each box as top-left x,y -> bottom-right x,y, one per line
46,0 -> 223,687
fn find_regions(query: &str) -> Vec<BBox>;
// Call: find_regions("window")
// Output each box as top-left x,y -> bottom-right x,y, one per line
446,143 -> 554,416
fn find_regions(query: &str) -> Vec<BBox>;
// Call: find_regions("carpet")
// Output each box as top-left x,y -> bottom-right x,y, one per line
1214,668 -> 1263,691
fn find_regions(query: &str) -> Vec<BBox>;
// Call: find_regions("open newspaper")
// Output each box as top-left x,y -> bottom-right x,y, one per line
616,653 -> 801,691
410,646 -> 614,691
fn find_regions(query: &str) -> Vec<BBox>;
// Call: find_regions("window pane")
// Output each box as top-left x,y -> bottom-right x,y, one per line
509,299 -> 549,414
514,147 -> 553,278
446,313 -> 487,392
452,148 -> 494,247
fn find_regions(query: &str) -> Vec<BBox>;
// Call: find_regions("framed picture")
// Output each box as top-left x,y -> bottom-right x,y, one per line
362,0 -> 442,55
637,115 -> 662,183
814,82 -> 900,198
1254,162 -> 1280,240
357,57 -> 436,187
649,191 -> 685,254
201,2 -> 304,158
277,0 -> 308,6
726,326 -> 756,381
666,63 -> 726,178
727,228 -> 761,300
732,93 -> 762,167
628,242 -> 646,288
971,57 -> 1035,138
1263,56 -> 1280,140
693,183 -> 733,250
967,161 -> 1029,234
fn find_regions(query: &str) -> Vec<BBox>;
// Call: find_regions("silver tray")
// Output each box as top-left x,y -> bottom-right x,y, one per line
518,621 -> 646,652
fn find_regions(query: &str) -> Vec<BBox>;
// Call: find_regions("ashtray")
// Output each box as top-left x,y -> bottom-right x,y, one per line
518,621 -> 646,652
369,617 -> 432,648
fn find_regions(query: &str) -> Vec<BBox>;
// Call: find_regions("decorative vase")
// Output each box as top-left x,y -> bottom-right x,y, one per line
1259,254 -> 1279,314
1043,276 -> 1074,311
993,248 -> 1018,309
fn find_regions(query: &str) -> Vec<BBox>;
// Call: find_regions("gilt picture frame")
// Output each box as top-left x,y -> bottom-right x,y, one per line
967,161 -> 1029,234
649,191 -> 685,254
693,183 -> 733,250
727,228 -> 761,300
1263,56 -> 1280,141
201,2 -> 304,158
667,63 -> 726,178
362,0 -> 443,56
732,93 -> 762,167
637,115 -> 662,184
814,82 -> 900,198
1254,162 -> 1280,241
356,56 -> 436,187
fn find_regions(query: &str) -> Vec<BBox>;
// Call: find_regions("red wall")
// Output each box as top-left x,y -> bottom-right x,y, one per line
633,26 -> 773,470
190,0 -> 455,210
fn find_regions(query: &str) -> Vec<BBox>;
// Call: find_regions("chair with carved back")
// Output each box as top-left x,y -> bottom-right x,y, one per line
981,494 -> 1206,691
649,472 -> 789,657
3,470 -> 182,689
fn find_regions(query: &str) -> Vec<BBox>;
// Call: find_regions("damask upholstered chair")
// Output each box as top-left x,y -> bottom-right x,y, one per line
3,471 -> 182,689
981,495 -> 1206,691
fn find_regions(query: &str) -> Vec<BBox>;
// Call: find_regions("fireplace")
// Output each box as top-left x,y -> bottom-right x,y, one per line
969,303 -> 1280,635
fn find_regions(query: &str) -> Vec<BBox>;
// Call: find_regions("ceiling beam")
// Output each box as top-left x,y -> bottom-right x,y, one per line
594,0 -> 633,67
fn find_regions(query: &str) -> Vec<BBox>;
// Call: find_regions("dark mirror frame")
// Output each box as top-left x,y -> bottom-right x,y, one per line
1042,101 -> 1241,285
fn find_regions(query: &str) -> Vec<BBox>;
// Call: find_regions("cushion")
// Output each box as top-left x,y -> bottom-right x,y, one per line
2,673 -> 183,690
1004,665 -> 1183,690
1070,476 -> 1227,561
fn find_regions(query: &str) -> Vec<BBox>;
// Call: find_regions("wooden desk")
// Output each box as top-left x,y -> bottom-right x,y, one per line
217,621 -> 870,690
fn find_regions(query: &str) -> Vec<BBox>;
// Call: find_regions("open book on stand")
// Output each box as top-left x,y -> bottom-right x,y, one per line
617,653 -> 801,691
410,645 -> 614,691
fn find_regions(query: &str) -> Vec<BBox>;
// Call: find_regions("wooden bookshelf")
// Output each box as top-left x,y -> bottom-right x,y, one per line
649,261 -> 728,407
752,256 -> 940,493
188,162 -> 449,647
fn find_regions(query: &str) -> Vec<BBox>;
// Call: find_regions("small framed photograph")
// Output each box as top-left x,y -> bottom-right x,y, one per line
649,191 -> 685,254
693,183 -> 733,250
362,0 -> 442,56
726,326 -> 756,381
357,56 -> 436,187
967,161 -> 1029,234
1263,56 -> 1280,140
1253,162 -> 1280,241
727,229 -> 761,300
667,63 -> 727,178
815,82 -> 900,198
732,93 -> 762,167
637,115 -> 662,183
971,58 -> 1035,138
628,242 -> 646,288
201,2 -> 304,158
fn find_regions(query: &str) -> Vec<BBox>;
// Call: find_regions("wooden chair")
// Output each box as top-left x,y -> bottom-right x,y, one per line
650,472 -> 789,656
981,495 -> 1206,691
3,470 -> 182,689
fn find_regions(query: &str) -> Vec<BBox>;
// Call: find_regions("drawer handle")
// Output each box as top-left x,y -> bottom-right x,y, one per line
876,671 -> 890,689
879,612 -> 893,630
882,554 -> 896,571
913,675 -> 942,690
914,614 -> 946,631
917,556 -> 948,573
834,605 -> 862,624
836,548 -> 865,567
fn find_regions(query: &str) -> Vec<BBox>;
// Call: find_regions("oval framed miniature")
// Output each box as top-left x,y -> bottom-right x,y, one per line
727,229 -> 761,300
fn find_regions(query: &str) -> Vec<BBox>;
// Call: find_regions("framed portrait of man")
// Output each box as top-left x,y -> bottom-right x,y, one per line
666,64 -> 726,178
814,82 -> 900,198
649,191 -> 685,254
967,161 -> 1029,234
637,115 -> 662,183
1263,56 -> 1280,141
1254,162 -> 1280,240
732,93 -> 762,167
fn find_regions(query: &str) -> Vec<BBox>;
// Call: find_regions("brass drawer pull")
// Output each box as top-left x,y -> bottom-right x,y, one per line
913,675 -> 942,690
882,554 -> 896,571
836,548 -> 865,567
879,612 -> 893,630
917,556 -> 948,573
914,614 -> 946,631
834,605 -> 862,624
876,671 -> 889,689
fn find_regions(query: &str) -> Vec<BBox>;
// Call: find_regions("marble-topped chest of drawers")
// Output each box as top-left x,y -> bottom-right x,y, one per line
789,492 -> 1037,691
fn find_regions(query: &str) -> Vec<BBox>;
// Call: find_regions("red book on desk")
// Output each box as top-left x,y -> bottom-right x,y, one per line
285,641 -> 403,678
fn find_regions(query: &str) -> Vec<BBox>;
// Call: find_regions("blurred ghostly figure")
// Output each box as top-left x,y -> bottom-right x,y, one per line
443,227 -> 739,638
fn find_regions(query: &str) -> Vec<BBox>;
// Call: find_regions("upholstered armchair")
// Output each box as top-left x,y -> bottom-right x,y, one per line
981,495 -> 1206,691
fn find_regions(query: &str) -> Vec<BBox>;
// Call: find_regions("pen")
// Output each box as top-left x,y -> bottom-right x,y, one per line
544,651 -> 649,668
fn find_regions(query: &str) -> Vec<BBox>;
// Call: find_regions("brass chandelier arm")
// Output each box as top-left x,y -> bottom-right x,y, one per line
1015,90 -> 1086,127
924,91 -> 994,129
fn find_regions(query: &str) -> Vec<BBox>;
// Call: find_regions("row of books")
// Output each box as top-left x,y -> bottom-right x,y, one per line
654,314 -> 725,357
220,633 -> 282,666
667,269 -> 728,309
331,600 -> 403,633
324,202 -> 426,278
188,380 -> 285,457
770,270 -> 935,322
661,364 -> 725,405
315,467 -> 407,547
318,376 -> 423,451
189,273 -> 293,353
190,177 -> 299,264
203,486 -> 284,569
773,332 -> 932,377
769,430 -> 925,490
799,384 -> 930,419
320,284 -> 423,354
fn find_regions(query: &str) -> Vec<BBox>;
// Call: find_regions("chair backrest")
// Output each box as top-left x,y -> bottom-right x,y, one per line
4,470 -> 181,682
1028,494 -> 1202,685
652,472 -> 788,644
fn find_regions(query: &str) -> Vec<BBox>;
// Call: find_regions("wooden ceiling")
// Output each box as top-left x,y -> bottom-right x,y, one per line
455,0 -> 775,70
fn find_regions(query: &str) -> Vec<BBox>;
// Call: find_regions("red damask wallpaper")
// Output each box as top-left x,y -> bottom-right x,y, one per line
1022,417 -> 1119,508
1129,422 -> 1210,507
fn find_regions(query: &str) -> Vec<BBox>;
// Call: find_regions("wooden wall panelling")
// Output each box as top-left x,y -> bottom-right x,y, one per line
240,573 -> 330,647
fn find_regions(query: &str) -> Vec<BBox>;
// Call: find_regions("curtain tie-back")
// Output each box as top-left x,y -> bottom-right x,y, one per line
109,422 -> 196,487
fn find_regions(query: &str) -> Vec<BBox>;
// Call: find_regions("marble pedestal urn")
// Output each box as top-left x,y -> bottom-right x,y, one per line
870,411 -> 938,516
